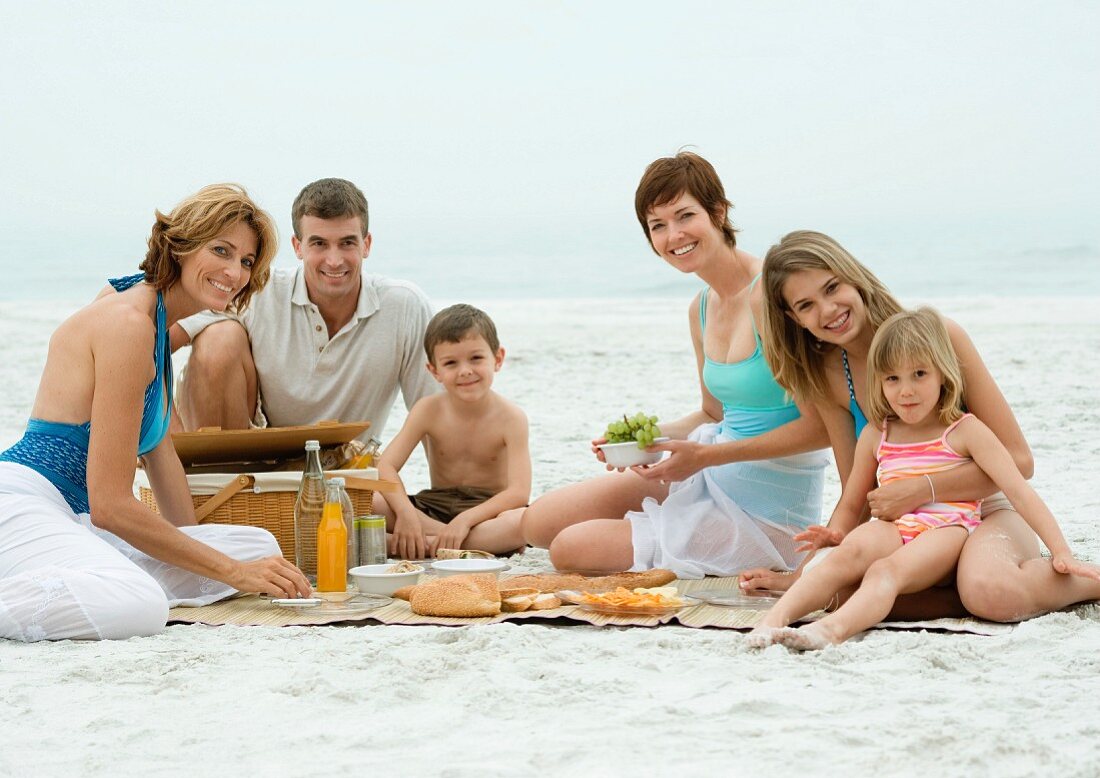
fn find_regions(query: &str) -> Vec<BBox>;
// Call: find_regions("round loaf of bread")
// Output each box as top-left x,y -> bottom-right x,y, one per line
409,573 -> 501,617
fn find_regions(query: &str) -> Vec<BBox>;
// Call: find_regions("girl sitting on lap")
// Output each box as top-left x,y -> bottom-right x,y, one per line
748,307 -> 1100,650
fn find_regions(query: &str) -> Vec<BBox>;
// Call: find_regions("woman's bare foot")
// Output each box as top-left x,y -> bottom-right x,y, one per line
773,623 -> 839,652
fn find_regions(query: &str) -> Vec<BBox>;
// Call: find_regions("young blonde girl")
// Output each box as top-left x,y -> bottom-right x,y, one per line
748,307 -> 1100,650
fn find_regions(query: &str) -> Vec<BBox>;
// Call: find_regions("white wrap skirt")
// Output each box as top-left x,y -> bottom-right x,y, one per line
627,423 -> 828,579
0,463 -> 280,642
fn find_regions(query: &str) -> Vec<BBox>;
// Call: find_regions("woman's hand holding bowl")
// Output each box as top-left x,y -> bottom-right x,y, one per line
632,439 -> 707,483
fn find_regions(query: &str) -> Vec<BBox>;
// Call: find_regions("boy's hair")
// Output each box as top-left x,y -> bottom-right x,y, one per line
424,304 -> 500,363
291,178 -> 369,238
866,307 -> 965,428
761,230 -> 903,402
141,183 -> 277,314
634,150 -> 738,254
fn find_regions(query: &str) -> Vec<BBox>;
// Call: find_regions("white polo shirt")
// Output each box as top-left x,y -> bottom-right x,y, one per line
178,267 -> 438,436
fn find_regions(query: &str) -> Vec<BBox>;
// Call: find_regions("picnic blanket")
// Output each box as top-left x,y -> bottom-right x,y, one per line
167,575 -> 1014,635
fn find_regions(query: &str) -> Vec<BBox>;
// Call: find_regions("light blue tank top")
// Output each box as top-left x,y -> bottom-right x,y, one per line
0,274 -> 173,513
699,277 -> 801,439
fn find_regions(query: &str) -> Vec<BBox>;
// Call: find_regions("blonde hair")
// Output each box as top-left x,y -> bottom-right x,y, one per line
761,230 -> 902,401
866,307 -> 965,427
140,183 -> 277,313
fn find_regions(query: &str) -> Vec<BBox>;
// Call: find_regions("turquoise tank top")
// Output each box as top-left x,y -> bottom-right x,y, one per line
699,276 -> 801,439
0,274 -> 173,513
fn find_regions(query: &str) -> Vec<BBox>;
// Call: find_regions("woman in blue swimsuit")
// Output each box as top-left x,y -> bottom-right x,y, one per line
521,153 -> 830,577
0,184 -> 310,642
746,230 -> 1100,620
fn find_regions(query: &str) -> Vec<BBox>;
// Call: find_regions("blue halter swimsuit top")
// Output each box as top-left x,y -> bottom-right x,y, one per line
699,276 -> 801,439
0,274 -> 173,513
841,349 -> 869,438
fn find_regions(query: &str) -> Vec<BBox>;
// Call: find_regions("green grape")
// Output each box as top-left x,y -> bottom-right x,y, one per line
602,411 -> 662,448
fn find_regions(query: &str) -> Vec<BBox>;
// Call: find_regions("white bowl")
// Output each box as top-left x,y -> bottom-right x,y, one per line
430,558 -> 509,578
597,438 -> 669,468
349,563 -> 424,595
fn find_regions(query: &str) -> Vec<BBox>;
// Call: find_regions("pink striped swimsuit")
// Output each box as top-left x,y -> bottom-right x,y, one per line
876,414 -> 982,544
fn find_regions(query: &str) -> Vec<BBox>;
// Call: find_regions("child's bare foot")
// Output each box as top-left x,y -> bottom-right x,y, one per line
745,626 -> 782,649
773,624 -> 839,652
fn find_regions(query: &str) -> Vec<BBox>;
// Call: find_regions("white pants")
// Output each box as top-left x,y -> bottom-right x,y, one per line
0,463 -> 280,642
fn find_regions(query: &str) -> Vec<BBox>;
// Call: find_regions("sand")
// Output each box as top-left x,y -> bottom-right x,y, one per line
2,295 -> 1100,776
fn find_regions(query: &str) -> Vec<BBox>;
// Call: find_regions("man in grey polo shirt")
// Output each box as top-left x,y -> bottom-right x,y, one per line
172,178 -> 437,438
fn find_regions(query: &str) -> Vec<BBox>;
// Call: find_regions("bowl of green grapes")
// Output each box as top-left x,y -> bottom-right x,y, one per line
597,413 -> 668,468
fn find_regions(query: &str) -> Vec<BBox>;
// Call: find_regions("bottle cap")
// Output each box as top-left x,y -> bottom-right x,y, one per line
305,440 -> 320,451
330,477 -> 346,486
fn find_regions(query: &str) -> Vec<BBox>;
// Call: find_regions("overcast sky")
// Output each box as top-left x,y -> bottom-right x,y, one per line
1,1 -> 1096,297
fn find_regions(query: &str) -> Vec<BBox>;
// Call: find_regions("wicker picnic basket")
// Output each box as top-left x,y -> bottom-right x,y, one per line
137,471 -> 393,563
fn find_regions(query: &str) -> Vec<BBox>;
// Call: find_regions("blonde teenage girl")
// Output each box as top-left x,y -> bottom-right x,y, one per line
748,308 -> 1100,650
745,230 -> 1100,622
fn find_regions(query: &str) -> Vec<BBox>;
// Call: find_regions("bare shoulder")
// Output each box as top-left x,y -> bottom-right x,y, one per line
407,392 -> 445,423
947,412 -> 992,448
855,421 -> 883,452
58,290 -> 155,351
942,316 -> 980,357
494,394 -> 528,427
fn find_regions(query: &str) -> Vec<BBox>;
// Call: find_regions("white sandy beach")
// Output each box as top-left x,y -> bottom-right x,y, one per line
2,295 -> 1100,777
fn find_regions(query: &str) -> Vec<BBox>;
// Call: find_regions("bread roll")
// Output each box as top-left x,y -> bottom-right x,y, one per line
409,574 -> 501,617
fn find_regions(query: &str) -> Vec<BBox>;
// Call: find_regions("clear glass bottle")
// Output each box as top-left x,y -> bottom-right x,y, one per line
316,479 -> 348,593
330,477 -> 358,572
293,440 -> 325,582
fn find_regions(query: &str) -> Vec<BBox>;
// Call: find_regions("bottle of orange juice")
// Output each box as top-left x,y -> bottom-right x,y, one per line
316,479 -> 348,593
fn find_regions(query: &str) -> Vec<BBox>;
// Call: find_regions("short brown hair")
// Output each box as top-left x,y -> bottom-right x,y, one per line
634,151 -> 738,253
423,304 -> 500,363
140,183 -> 277,314
866,307 -> 965,428
761,231 -> 903,402
291,178 -> 369,238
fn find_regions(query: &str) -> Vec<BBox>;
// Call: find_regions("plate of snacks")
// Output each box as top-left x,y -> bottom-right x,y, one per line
559,586 -> 700,616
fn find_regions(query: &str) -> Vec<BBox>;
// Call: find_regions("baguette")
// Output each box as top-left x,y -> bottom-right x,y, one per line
409,574 -> 501,617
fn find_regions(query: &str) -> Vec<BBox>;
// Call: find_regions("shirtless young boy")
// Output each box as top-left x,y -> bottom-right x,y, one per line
375,304 -> 531,560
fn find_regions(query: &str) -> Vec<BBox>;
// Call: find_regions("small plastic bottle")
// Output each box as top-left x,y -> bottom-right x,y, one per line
330,477 -> 358,571
293,440 -> 325,581
316,479 -> 348,593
